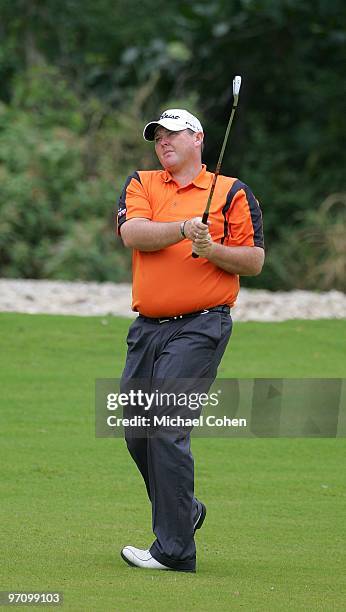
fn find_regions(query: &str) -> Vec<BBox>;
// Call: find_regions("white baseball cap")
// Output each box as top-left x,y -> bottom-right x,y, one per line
143,109 -> 203,141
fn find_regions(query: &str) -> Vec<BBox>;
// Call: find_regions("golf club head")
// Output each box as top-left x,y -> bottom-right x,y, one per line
233,75 -> 242,105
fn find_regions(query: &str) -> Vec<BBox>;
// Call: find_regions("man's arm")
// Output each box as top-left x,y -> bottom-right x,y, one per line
192,235 -> 264,276
120,218 -> 181,250
191,180 -> 265,275
120,217 -> 206,251
208,243 -> 264,275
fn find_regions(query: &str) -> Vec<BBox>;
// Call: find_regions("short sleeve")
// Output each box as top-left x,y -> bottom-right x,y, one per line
117,171 -> 152,235
224,180 -> 264,248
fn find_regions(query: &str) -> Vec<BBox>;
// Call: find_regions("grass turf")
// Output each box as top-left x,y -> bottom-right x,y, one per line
0,313 -> 345,611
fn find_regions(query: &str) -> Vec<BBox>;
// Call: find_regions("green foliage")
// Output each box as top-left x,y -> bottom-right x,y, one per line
263,194 -> 346,291
12,66 -> 85,131
0,67 -> 158,281
0,0 -> 345,288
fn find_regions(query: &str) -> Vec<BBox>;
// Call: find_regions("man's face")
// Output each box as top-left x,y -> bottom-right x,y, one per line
154,127 -> 202,171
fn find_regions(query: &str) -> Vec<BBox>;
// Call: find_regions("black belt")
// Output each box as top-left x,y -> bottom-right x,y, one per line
139,305 -> 230,324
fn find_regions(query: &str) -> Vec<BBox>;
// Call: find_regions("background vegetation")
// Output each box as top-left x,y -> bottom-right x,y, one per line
0,0 -> 345,289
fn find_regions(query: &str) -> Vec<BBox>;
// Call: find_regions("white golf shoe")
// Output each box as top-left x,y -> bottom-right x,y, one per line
121,546 -> 170,570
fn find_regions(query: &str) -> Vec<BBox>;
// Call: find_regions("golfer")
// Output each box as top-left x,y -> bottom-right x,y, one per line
117,109 -> 264,572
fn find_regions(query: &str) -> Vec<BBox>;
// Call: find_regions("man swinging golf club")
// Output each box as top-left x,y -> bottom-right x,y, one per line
117,77 -> 264,572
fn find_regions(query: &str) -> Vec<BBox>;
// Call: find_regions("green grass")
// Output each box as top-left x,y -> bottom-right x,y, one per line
0,313 -> 345,611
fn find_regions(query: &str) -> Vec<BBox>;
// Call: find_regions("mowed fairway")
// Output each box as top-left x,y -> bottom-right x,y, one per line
0,313 -> 345,611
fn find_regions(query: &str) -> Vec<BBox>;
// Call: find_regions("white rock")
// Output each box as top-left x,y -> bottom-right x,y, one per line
0,279 -> 345,321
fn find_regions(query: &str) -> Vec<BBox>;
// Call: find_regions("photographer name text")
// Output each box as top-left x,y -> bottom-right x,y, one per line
106,415 -> 247,428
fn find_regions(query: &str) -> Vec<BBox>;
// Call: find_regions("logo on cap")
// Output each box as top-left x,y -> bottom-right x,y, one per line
160,113 -> 180,120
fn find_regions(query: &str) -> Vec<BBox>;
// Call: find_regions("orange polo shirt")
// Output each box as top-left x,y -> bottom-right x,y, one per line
117,165 -> 264,317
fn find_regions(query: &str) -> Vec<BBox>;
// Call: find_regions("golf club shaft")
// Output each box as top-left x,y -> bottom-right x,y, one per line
192,76 -> 241,259
203,104 -> 237,218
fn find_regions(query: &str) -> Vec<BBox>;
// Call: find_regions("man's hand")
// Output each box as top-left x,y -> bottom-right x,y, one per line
183,217 -> 212,257
192,231 -> 213,258
184,217 -> 209,241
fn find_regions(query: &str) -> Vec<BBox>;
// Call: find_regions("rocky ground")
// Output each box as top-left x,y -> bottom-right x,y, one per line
0,279 -> 345,321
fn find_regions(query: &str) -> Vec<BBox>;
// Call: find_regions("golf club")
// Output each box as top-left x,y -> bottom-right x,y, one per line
192,75 -> 242,258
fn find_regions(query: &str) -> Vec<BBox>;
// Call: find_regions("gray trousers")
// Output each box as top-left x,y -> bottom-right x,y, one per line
120,310 -> 232,571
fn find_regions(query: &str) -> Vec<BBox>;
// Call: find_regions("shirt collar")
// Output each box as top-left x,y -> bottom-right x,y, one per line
161,164 -> 211,189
